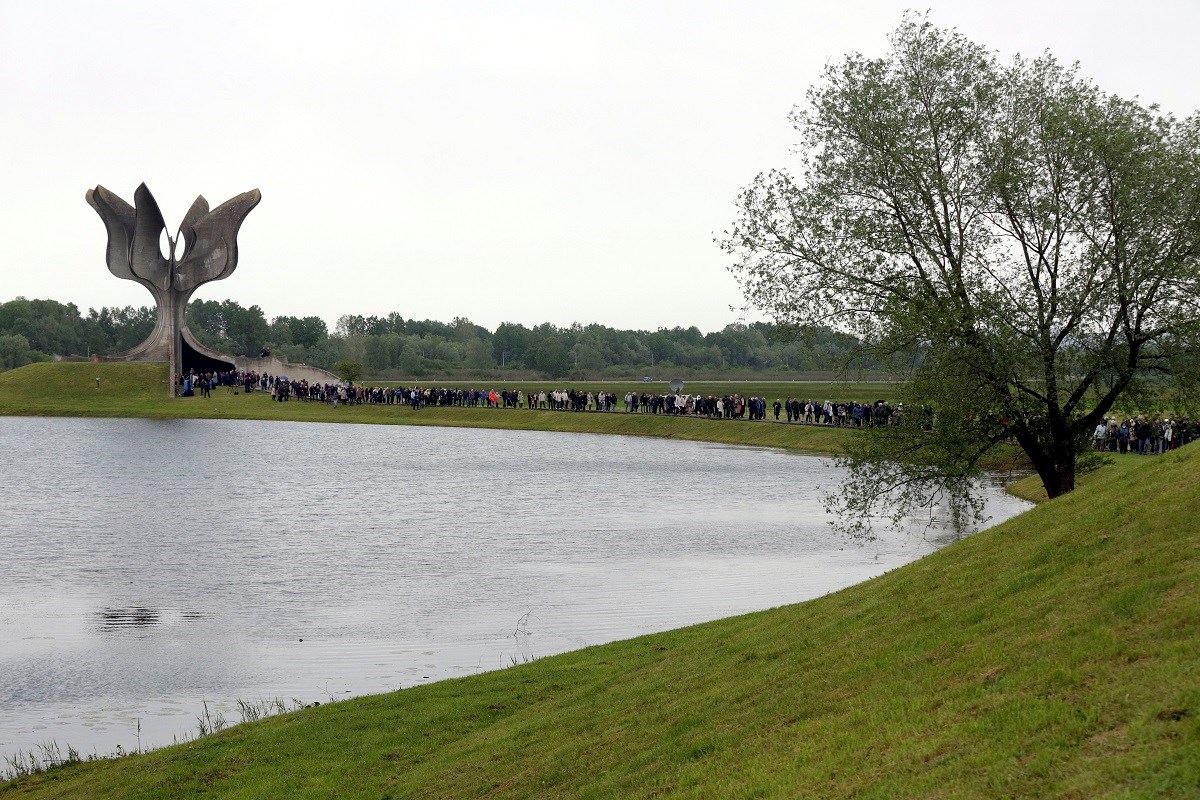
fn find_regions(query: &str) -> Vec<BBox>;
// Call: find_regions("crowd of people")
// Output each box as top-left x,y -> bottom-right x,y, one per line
180,372 -> 1195,451
1093,415 -> 1197,454
181,370 -> 914,427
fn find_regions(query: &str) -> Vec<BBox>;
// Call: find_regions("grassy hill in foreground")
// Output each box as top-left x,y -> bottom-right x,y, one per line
2,392 -> 1197,796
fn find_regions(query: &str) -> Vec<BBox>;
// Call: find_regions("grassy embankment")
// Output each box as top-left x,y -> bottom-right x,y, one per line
2,382 -> 1197,796
0,363 -> 887,456
1006,457 -> 1151,504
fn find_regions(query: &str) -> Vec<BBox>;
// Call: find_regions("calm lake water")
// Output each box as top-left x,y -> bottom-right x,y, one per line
0,416 -> 1030,756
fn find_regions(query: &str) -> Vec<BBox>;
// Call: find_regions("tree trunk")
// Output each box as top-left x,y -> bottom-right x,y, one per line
1037,445 -> 1077,499
1051,456 -> 1076,497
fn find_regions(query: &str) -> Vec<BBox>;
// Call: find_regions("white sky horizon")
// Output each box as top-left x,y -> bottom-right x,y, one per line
3,1 -> 1197,334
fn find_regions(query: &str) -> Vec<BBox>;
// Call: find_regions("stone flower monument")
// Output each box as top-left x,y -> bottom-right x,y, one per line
86,183 -> 260,395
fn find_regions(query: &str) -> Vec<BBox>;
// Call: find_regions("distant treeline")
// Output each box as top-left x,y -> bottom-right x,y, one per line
0,298 -> 156,370
0,296 -> 893,378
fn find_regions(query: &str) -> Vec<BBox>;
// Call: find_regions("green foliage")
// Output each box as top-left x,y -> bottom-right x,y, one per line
185,299 -> 270,357
0,335 -> 49,370
317,315 -> 884,378
464,337 -> 494,368
724,14 -> 1200,502
273,315 -> 328,349
492,321 -> 529,366
528,333 -> 571,377
1,296 -> 894,378
83,305 -> 156,353
0,298 -> 85,357
332,360 -> 362,383
0,297 -> 163,365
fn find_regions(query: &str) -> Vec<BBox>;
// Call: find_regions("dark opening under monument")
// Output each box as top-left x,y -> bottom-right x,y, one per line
86,183 -> 261,395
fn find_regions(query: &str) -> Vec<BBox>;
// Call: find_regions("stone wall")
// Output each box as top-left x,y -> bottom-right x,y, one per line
233,355 -> 339,385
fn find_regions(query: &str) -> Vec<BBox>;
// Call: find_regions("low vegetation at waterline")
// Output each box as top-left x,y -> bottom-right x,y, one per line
3,413 -> 1198,797
0,362 -> 886,455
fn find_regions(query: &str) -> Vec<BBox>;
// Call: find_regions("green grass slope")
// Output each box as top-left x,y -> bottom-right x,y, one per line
3,419 -> 1197,797
0,362 -> 851,454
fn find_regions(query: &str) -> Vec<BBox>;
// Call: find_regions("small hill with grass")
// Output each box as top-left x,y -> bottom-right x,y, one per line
2,382 -> 1197,797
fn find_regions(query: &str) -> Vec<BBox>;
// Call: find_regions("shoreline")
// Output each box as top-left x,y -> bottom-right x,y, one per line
0,362 -> 859,457
1,361 -> 1044,491
0,410 -> 1031,769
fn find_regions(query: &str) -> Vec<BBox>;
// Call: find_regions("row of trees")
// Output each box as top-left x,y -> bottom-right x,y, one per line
0,296 -> 887,378
0,298 -> 156,370
325,317 -> 884,378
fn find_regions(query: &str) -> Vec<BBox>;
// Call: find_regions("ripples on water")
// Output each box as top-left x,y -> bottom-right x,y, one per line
0,416 -> 1030,756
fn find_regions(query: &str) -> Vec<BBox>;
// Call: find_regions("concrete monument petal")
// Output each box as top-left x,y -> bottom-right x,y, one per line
177,195 -> 210,259
85,187 -> 140,285
174,189 -> 261,292
130,183 -> 171,291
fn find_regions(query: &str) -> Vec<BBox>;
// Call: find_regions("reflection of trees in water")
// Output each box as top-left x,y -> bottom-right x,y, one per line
897,476 -> 1023,547
97,607 -> 161,630
96,607 -> 211,631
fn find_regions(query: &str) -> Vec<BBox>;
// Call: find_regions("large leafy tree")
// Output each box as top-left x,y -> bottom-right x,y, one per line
186,299 -> 270,357
274,315 -> 328,350
723,16 -> 1200,513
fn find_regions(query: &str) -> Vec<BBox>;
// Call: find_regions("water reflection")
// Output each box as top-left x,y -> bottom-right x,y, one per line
95,607 -> 211,632
0,416 -> 1031,757
97,607 -> 161,631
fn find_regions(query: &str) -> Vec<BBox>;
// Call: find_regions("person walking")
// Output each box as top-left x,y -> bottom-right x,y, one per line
1135,415 -> 1152,455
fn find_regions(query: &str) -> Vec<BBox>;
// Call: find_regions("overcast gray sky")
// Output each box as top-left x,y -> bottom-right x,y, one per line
2,1 -> 1197,333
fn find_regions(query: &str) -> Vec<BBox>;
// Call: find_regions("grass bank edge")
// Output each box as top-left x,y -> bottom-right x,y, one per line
0,362 -> 1053,489
0,362 -> 863,457
4,401 -> 1198,797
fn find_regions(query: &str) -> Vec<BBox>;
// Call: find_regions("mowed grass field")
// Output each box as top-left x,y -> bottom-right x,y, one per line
0,363 -> 873,455
2,405 -> 1197,797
